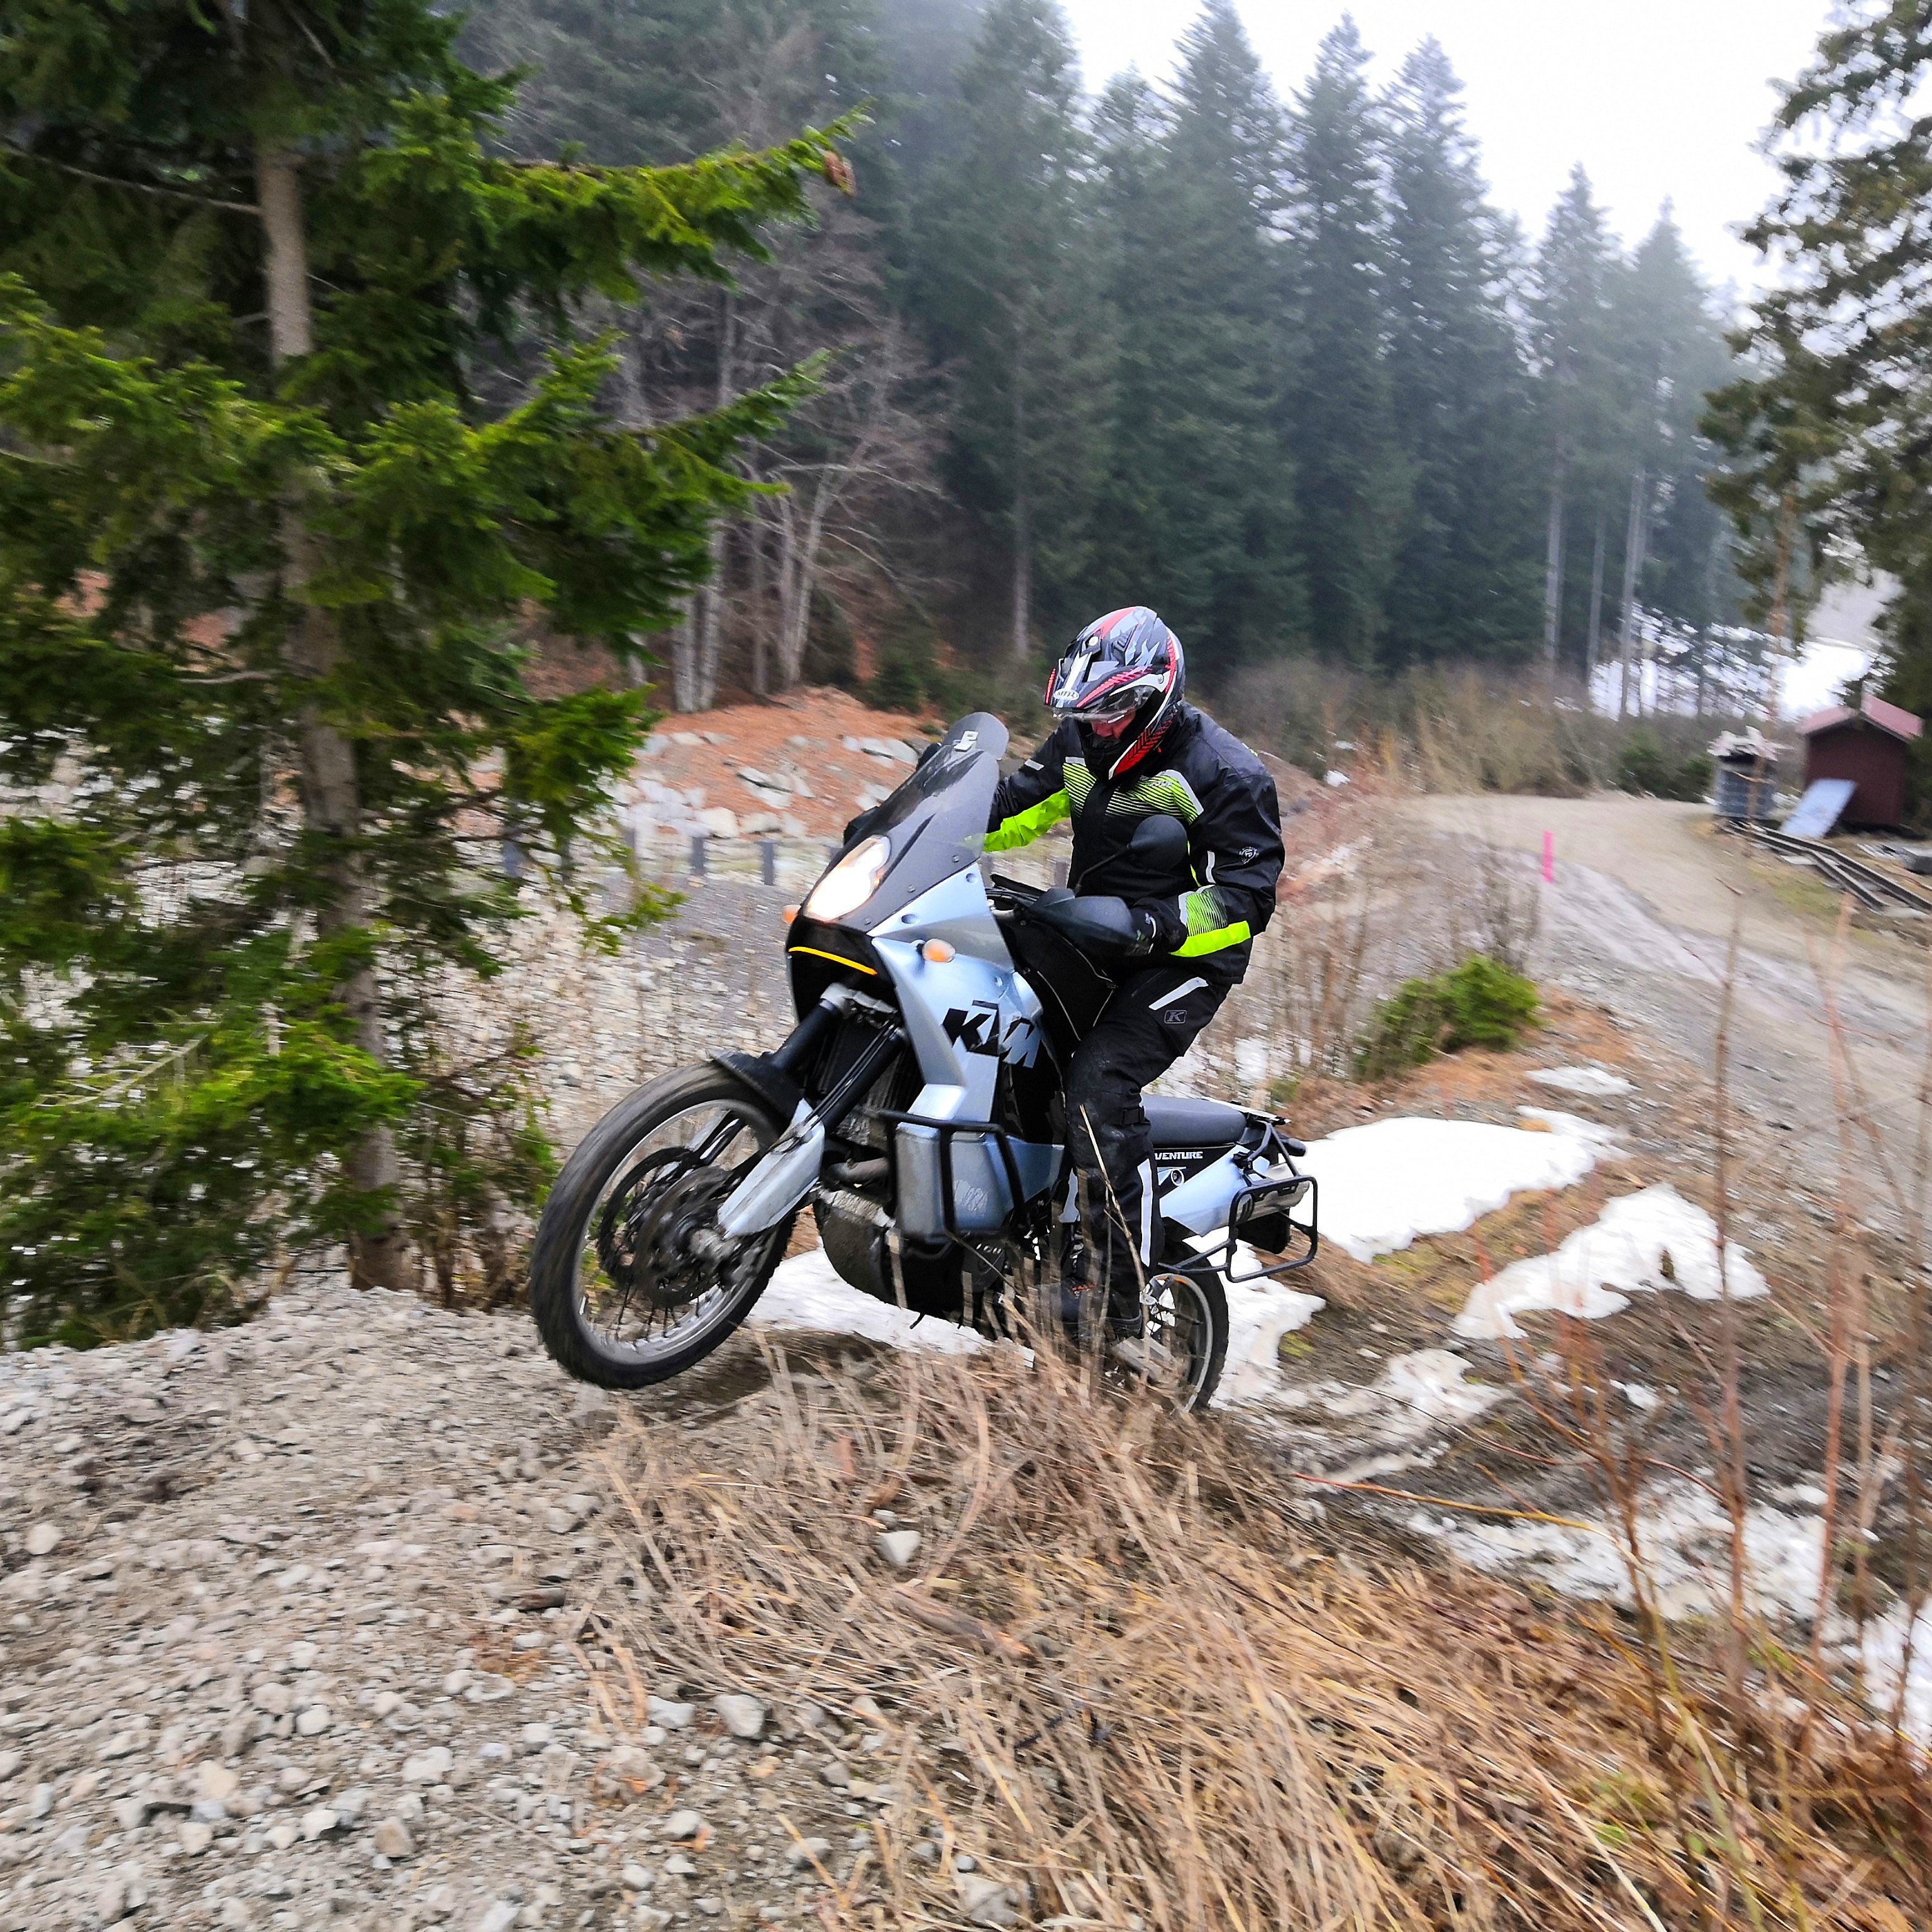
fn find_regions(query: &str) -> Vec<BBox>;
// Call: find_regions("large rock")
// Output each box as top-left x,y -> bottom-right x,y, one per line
712,1694 -> 765,1740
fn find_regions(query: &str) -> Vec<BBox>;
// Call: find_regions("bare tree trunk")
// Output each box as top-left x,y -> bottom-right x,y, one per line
779,470 -> 841,687
689,292 -> 739,712
750,518 -> 770,698
1542,452 -> 1567,669
1584,508 -> 1607,685
693,529 -> 727,711
1010,355 -> 1032,662
257,146 -> 408,1292
1616,464 -> 1648,720
772,496 -> 800,690
671,607 -> 699,712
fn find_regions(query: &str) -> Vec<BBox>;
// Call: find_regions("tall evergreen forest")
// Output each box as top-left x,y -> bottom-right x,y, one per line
457,0 -> 1750,703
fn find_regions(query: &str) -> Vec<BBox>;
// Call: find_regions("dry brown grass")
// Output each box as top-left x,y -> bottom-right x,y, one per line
587,1337 -> 1929,1930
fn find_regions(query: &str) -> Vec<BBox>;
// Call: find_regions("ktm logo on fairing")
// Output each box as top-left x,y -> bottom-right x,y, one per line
943,1002 -> 1001,1055
943,1002 -> 1042,1069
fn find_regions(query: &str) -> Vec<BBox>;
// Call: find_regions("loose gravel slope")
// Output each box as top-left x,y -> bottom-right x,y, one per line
0,1282 -> 894,1932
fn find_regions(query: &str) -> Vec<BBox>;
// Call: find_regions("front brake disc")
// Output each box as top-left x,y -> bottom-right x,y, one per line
609,1158 -> 738,1313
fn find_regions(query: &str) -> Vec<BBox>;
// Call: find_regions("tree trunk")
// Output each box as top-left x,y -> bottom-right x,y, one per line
1542,452 -> 1567,668
1010,355 -> 1032,662
687,291 -> 739,711
1584,509 -> 1607,686
693,530 -> 727,710
671,608 -> 699,712
1616,465 -> 1648,719
257,146 -> 408,1293
750,517 -> 770,699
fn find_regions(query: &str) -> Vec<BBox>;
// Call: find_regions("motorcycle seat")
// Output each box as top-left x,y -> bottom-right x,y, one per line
1143,1094 -> 1247,1149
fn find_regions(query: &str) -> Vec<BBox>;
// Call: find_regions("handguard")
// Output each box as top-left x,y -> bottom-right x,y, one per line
1033,889 -> 1156,957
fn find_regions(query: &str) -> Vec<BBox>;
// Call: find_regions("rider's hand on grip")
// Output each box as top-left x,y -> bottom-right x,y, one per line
1035,891 -> 1155,957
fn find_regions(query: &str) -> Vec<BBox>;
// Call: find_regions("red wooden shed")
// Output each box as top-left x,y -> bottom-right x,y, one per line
1798,695 -> 1923,829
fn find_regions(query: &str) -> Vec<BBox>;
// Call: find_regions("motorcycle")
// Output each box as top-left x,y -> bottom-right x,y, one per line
528,713 -> 1318,1410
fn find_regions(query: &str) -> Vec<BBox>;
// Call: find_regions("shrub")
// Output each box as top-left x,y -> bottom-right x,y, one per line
1616,731 -> 1713,801
1357,955 -> 1540,1080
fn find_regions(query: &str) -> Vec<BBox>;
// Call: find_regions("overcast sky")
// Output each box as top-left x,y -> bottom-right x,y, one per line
1055,0 -> 1837,296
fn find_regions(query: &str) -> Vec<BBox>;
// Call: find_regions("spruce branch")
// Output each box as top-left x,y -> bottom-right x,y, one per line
1,146 -> 259,214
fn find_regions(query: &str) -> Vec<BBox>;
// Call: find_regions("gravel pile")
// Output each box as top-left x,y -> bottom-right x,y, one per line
0,1282 -> 927,1931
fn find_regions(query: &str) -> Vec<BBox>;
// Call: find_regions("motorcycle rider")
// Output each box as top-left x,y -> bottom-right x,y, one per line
985,607 -> 1284,1333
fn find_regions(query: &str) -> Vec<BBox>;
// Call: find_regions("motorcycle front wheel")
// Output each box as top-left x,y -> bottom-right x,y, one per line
528,1065 -> 792,1389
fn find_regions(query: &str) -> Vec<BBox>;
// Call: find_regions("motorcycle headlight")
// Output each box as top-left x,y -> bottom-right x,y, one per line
804,835 -> 891,926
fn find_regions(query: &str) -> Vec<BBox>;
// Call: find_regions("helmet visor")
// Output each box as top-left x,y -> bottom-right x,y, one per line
1055,675 -> 1155,724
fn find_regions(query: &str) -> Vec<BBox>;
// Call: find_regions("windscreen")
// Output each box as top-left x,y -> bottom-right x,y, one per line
823,713 -> 1008,929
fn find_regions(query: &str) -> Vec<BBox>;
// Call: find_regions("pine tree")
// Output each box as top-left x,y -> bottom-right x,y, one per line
1707,2 -> 1932,786
1608,211 -> 1738,677
1379,38 -> 1540,663
461,0 -> 880,165
1085,3 -> 1302,672
0,0 -> 843,1337
1285,17 -> 1407,664
875,0 -> 989,185
910,0 -> 1096,658
1530,167 -> 1626,672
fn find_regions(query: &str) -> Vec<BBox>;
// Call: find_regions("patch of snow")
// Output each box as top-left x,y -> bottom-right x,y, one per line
1318,1349 -> 1503,1441
1454,1184 -> 1767,1340
753,1249 -> 984,1355
1617,1380 -> 1660,1412
1526,1065 -> 1635,1097
1299,1111 -> 1615,1263
1862,1603 -> 1932,1747
1417,1480 -> 1824,1622
1209,1257 -> 1324,1407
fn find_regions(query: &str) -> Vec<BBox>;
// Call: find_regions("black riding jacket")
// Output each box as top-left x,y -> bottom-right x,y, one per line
985,704 -> 1284,979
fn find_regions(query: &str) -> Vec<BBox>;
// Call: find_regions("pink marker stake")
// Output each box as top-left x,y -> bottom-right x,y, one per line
1541,830 -> 1555,885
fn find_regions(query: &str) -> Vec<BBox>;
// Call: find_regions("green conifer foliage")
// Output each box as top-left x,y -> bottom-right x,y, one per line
0,0 -> 845,1340
1709,1 -> 1932,791
910,0 -> 1097,658
1379,40 -> 1540,664
1285,18 -> 1407,665
1530,166 -> 1628,671
1086,4 -> 1302,672
1614,211 -> 1739,638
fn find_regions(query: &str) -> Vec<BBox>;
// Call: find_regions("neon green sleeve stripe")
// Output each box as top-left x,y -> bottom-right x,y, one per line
984,789 -> 1069,852
1174,920 -> 1252,957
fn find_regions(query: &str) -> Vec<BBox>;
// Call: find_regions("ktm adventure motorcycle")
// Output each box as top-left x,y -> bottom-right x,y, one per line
528,714 -> 1316,1410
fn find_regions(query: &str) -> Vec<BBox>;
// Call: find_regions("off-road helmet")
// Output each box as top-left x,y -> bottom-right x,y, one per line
1045,606 -> 1185,777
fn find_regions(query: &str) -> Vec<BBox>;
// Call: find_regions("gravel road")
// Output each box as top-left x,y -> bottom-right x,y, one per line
0,1283 -> 938,1932
1409,794 -> 1930,1218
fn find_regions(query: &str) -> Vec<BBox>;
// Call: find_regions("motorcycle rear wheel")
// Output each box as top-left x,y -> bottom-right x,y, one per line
1108,1258 -> 1228,1413
528,1065 -> 792,1389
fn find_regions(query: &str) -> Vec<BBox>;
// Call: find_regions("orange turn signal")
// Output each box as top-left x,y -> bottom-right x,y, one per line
782,904 -> 799,924
920,938 -> 955,963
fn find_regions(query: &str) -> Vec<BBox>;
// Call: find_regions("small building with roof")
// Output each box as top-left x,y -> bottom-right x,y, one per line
1797,695 -> 1923,829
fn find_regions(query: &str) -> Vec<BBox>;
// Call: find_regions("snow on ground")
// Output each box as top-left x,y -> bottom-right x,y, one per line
1454,1184 -> 1768,1341
1862,1604 -> 1932,1748
1213,1260 -> 1324,1406
1298,1109 -> 1616,1263
754,1247 -> 985,1354
1414,1480 -> 1826,1623
1526,1065 -> 1635,1097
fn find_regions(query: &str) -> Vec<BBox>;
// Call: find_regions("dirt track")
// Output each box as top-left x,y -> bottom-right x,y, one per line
1408,794 -> 1929,1224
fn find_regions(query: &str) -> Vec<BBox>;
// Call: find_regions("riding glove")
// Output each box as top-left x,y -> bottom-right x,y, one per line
1034,889 -> 1157,957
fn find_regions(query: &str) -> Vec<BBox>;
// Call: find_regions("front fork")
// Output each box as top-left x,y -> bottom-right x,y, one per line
710,986 -> 905,1240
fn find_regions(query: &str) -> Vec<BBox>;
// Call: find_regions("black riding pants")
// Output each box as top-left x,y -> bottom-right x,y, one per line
1062,958 -> 1234,1297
